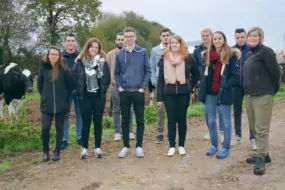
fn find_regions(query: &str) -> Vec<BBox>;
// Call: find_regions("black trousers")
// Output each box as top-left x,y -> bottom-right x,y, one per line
164,95 -> 190,147
41,112 -> 65,151
120,91 -> 145,148
79,92 -> 106,149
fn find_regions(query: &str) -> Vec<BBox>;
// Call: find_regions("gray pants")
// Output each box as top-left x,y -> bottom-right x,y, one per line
111,87 -> 133,133
157,103 -> 166,135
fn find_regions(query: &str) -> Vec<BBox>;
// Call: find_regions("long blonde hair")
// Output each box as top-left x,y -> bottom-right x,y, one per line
206,31 -> 232,66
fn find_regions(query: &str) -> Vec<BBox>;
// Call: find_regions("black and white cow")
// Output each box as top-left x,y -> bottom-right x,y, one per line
0,63 -> 33,119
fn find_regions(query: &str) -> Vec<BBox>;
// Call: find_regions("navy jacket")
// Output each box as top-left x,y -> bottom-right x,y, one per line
198,49 -> 241,105
114,44 -> 151,91
232,44 -> 250,88
62,50 -> 80,70
193,44 -> 207,79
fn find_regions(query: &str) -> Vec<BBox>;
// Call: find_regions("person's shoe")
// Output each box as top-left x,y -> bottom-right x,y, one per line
94,148 -> 103,158
76,138 -> 82,146
118,147 -> 130,158
204,132 -> 210,140
246,154 -> 271,164
60,141 -> 68,150
167,147 -> 176,157
43,150 -> 50,162
114,133 -> 121,141
178,146 -> 186,156
220,131 -> 224,144
80,148 -> 88,159
251,139 -> 257,151
236,136 -> 242,142
136,147 -> 144,158
231,136 -> 242,146
206,146 -> 218,156
156,134 -> 163,144
254,156 -> 266,175
52,150 -> 60,161
129,132 -> 135,140
216,148 -> 230,159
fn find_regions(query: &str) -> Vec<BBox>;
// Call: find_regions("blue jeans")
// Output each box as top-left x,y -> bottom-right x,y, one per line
62,90 -> 82,141
205,95 -> 232,150
204,104 -> 224,132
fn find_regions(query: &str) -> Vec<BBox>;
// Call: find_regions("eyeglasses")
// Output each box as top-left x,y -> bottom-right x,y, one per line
124,35 -> 135,39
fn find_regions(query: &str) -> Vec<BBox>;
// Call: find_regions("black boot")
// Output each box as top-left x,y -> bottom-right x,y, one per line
246,154 -> 271,164
43,150 -> 50,162
254,156 -> 266,175
52,149 -> 60,161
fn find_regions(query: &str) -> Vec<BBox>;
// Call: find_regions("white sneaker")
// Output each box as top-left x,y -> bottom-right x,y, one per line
80,148 -> 88,159
251,139 -> 257,151
167,147 -> 176,157
204,132 -> 210,140
129,132 -> 135,140
178,146 -> 186,156
118,147 -> 130,158
231,138 -> 237,146
136,147 -> 144,158
220,131 -> 224,144
114,133 -> 121,141
236,136 -> 242,142
94,148 -> 103,158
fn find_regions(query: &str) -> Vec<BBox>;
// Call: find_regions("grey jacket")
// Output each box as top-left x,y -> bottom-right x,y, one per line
150,43 -> 165,86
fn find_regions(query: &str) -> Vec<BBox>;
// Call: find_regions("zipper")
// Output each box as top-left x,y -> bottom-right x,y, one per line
176,82 -> 178,94
53,81 -> 56,115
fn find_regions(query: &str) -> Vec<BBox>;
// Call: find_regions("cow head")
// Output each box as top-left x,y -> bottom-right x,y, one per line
22,69 -> 33,92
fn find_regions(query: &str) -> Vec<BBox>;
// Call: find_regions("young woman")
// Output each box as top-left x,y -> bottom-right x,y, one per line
157,35 -> 200,156
198,31 -> 240,159
243,27 -> 280,175
37,46 -> 75,162
73,38 -> 110,159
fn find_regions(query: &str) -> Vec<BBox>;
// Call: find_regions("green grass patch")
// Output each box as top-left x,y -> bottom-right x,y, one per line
0,161 -> 11,175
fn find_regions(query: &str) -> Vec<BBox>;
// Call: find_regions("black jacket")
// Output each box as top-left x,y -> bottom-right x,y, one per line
157,54 -> 200,102
72,58 -> 110,100
37,61 -> 75,114
243,44 -> 281,96
62,50 -> 80,70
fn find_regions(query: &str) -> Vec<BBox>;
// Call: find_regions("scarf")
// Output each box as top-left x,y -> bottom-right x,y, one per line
210,49 -> 223,93
164,53 -> 185,84
82,55 -> 104,93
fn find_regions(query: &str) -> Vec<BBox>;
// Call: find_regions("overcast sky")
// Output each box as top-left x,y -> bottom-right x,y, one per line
101,0 -> 285,49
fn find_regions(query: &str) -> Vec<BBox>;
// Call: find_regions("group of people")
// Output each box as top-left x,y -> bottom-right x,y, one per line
38,26 -> 280,176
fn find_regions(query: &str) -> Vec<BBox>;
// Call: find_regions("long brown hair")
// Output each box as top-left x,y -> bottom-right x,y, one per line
206,31 -> 232,66
78,38 -> 106,60
163,35 -> 188,60
42,46 -> 70,81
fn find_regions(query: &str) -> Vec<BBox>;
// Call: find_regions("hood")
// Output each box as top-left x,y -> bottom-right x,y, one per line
121,44 -> 146,63
201,48 -> 241,62
62,49 -> 79,58
232,44 -> 250,51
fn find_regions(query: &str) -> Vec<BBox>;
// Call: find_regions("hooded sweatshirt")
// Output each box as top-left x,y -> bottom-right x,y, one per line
114,44 -> 151,91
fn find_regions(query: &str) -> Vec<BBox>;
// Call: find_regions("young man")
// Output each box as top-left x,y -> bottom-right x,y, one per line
150,28 -> 171,143
106,32 -> 135,141
231,28 -> 257,150
115,27 -> 151,158
60,33 -> 82,150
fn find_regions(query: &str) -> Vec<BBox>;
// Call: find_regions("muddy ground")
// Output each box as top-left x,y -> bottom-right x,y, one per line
0,101 -> 285,190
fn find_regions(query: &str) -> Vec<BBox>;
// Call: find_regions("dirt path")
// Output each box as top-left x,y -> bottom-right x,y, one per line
1,101 -> 285,190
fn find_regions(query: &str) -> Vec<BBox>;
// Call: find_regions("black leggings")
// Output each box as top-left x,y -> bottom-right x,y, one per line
80,92 -> 106,149
41,112 -> 65,151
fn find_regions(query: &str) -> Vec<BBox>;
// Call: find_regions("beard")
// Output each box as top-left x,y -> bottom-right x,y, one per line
117,44 -> 123,49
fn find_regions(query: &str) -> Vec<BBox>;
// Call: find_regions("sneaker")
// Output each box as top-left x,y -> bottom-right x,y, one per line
129,132 -> 136,140
246,154 -> 271,164
204,132 -> 210,140
254,156 -> 266,175
220,131 -> 224,144
136,147 -> 144,158
251,139 -> 257,151
80,148 -> 88,159
206,146 -> 218,156
167,147 -> 176,157
114,133 -> 121,141
156,134 -> 163,144
216,148 -> 230,159
60,141 -> 68,150
230,136 -> 239,146
236,136 -> 242,142
178,146 -> 186,156
94,148 -> 103,158
76,138 -> 82,146
52,150 -> 60,161
118,147 -> 130,158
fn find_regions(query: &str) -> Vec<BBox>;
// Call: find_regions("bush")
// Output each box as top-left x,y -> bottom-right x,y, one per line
144,106 -> 157,125
102,116 -> 113,129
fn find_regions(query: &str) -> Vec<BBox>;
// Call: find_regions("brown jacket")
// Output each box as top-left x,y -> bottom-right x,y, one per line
106,48 -> 120,85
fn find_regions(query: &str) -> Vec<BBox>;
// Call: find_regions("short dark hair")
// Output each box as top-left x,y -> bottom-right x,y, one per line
160,28 -> 171,35
123,27 -> 136,35
235,28 -> 246,34
65,33 -> 76,41
116,32 -> 123,38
